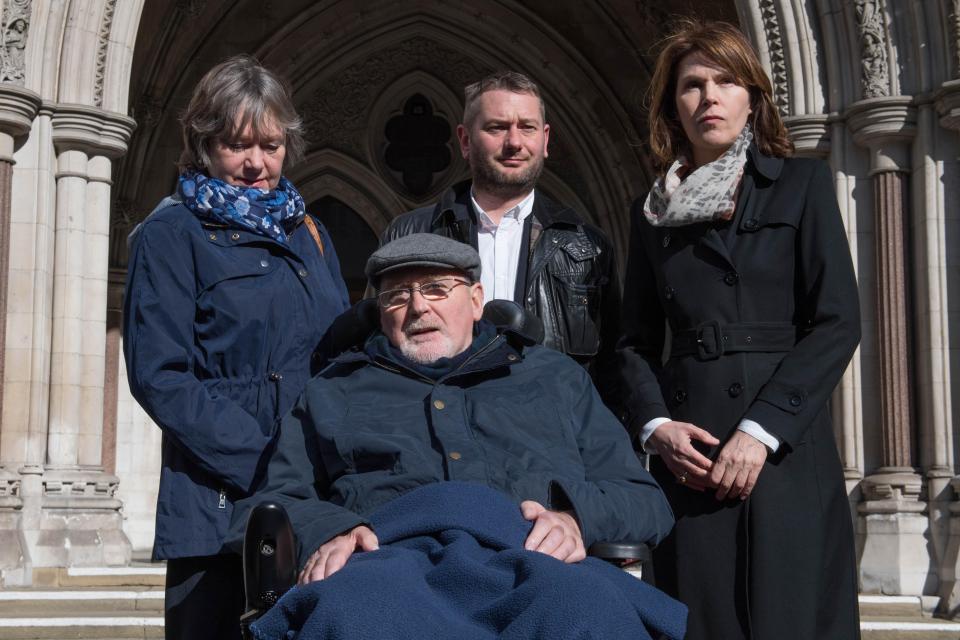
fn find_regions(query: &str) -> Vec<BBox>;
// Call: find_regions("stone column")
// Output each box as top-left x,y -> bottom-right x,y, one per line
20,103 -> 136,569
0,85 -> 41,586
935,79 -> 960,617
847,96 -> 927,595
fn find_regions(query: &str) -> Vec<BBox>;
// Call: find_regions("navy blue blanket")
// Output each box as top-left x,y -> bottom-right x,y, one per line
250,482 -> 686,639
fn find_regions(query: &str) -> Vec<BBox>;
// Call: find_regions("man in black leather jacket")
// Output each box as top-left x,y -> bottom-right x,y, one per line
381,71 -> 620,401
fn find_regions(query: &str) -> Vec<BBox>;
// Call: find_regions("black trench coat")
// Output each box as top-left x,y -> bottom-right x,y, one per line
617,147 -> 861,640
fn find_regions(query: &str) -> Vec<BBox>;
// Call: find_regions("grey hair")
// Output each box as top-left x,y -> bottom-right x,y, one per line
178,55 -> 305,173
462,71 -> 545,126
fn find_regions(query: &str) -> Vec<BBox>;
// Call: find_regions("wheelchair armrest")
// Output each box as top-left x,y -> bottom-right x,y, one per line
587,541 -> 652,564
241,502 -> 297,639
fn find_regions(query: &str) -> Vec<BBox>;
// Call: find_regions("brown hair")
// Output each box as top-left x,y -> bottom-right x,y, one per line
178,55 -> 305,173
646,20 -> 793,174
463,71 -> 545,126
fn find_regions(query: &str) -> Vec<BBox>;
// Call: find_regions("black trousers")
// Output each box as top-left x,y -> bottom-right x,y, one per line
165,553 -> 245,640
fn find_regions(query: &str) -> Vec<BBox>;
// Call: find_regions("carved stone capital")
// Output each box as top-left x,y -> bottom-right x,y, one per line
846,96 -> 917,173
50,103 -> 137,158
0,465 -> 21,510
41,467 -> 122,510
860,468 -> 925,514
935,79 -> 960,132
0,84 -> 39,140
783,114 -> 830,157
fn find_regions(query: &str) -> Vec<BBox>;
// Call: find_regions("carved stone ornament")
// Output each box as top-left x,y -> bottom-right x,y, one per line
0,0 -> 30,85
94,0 -> 117,107
759,0 -> 790,116
854,0 -> 890,99
299,36 -> 488,159
952,0 -> 960,78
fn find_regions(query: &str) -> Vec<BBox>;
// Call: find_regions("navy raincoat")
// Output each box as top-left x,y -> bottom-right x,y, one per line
123,199 -> 350,560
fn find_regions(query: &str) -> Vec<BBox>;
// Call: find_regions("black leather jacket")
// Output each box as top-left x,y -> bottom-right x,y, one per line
381,181 -> 621,401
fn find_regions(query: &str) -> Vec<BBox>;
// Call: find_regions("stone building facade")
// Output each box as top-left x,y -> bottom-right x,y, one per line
0,0 -> 958,617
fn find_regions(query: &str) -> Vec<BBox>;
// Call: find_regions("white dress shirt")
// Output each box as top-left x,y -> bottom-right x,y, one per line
471,190 -> 537,305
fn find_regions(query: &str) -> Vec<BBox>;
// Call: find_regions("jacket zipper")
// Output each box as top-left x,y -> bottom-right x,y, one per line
218,489 -> 226,509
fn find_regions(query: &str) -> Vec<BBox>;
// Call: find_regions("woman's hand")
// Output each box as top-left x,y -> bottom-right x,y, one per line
708,430 -> 768,501
298,525 -> 379,584
647,421 -> 720,490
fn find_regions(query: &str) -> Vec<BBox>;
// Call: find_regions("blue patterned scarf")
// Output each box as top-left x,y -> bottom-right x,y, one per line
178,170 -> 306,244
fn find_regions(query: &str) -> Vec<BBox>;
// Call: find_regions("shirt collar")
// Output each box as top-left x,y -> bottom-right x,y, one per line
470,189 -> 536,231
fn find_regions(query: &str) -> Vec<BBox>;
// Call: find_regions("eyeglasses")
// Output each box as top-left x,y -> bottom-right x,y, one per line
377,278 -> 471,309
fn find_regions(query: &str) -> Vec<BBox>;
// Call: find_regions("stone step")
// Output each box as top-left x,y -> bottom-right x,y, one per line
860,594 -> 926,618
861,617 -> 960,640
31,566 -> 166,589
0,588 -> 164,614
0,614 -> 163,639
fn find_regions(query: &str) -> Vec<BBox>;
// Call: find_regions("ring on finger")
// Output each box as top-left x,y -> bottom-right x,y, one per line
678,472 -> 688,484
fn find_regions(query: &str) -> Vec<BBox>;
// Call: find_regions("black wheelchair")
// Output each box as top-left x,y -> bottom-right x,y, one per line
238,299 -> 653,638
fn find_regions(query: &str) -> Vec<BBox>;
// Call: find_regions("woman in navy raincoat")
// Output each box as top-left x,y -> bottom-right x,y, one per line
123,55 -> 349,639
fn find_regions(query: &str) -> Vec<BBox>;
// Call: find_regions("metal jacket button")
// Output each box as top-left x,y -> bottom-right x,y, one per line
728,383 -> 743,397
260,259 -> 269,268
208,233 -> 217,241
723,272 -> 739,286
673,389 -> 687,403
664,286 -> 675,301
231,232 -> 240,240
449,451 -> 462,460
744,218 -> 759,230
662,234 -> 671,248
433,400 -> 445,410
298,269 -> 308,278
789,395 -> 802,407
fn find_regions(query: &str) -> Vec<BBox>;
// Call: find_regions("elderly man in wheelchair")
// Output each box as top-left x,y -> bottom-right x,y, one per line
232,233 -> 686,640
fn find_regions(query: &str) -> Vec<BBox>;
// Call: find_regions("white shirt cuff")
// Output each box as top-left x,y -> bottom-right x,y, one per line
639,417 -> 672,455
737,419 -> 780,453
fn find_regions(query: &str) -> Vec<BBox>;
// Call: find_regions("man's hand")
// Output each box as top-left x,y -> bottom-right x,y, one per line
297,525 -> 379,584
709,430 -> 768,501
521,501 -> 586,563
646,420 -> 719,491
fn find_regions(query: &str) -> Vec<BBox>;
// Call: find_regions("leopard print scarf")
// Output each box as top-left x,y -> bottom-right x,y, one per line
643,124 -> 753,227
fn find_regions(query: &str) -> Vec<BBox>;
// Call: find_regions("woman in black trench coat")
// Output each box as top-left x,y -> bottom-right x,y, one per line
617,21 -> 861,639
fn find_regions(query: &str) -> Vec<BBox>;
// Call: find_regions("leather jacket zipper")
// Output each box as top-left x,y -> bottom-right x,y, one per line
218,489 -> 226,510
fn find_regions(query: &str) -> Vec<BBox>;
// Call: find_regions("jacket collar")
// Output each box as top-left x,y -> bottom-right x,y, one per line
330,330 -> 527,382
431,180 -> 582,230
747,144 -> 783,181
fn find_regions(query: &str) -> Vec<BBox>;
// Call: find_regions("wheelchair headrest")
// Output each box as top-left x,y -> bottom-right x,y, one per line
319,297 -> 544,361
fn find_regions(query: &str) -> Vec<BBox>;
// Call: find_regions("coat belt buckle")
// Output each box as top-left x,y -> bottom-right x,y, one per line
695,321 -> 724,360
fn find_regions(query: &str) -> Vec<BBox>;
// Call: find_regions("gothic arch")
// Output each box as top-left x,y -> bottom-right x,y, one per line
286,149 -> 405,237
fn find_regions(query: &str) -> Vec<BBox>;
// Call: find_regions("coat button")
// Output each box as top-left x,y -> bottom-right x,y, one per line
433,400 -> 445,410
728,383 -> 743,397
208,233 -> 217,241
298,269 -> 308,278
231,232 -> 240,240
527,296 -> 534,304
673,389 -> 687,403
449,451 -> 462,460
744,218 -> 759,230
789,395 -> 802,407
268,371 -> 282,381
662,234 -> 671,248
260,259 -> 269,268
551,237 -> 559,244
664,285 -> 675,301
723,271 -> 740,286
507,354 -> 518,362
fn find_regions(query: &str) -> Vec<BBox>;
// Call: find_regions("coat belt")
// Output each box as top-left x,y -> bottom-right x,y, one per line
670,321 -> 797,361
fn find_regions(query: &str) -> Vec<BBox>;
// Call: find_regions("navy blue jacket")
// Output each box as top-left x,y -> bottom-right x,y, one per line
123,199 -> 350,560
235,331 -> 675,568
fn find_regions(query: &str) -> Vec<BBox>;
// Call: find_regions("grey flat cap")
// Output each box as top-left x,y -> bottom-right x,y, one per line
366,233 -> 482,287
